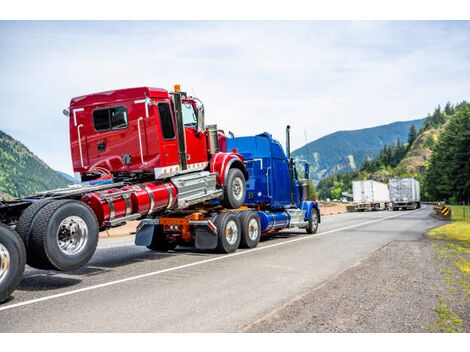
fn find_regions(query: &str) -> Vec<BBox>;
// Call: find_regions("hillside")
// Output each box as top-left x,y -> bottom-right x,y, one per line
0,129 -> 72,198
292,118 -> 425,180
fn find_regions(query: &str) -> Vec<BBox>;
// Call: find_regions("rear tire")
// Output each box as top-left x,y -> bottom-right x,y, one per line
238,211 -> 261,249
16,199 -> 54,247
146,225 -> 178,251
306,207 -> 319,234
215,212 -> 241,253
28,200 -> 99,271
221,168 -> 246,209
0,225 -> 26,303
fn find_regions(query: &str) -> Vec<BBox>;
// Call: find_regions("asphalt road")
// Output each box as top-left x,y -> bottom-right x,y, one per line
0,205 -> 440,332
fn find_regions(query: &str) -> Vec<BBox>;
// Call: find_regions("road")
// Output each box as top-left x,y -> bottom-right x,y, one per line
0,206 -> 440,332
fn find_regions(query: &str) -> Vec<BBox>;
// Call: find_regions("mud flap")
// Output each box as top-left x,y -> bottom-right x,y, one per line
135,220 -> 158,246
194,226 -> 218,250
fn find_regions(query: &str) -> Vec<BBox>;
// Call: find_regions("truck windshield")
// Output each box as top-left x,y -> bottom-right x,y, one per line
182,102 -> 197,127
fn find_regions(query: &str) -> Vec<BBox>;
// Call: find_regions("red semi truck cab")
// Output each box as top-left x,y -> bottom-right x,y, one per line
68,86 -> 229,181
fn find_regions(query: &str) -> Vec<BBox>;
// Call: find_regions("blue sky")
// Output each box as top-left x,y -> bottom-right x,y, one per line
0,21 -> 469,174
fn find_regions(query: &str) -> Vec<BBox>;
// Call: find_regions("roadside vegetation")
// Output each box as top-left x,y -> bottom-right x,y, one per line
427,220 -> 470,332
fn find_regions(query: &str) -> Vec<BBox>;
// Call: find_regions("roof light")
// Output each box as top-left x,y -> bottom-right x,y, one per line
174,84 -> 181,93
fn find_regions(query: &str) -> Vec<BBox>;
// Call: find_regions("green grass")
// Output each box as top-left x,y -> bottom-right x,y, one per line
450,205 -> 470,223
429,300 -> 462,333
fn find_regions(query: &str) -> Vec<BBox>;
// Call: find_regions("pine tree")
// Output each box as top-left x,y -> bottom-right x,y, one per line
407,125 -> 417,149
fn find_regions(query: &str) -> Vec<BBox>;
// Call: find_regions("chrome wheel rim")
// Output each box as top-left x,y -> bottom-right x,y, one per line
247,218 -> 260,241
0,243 -> 10,284
57,216 -> 89,255
225,220 -> 238,245
232,177 -> 244,201
311,211 -> 318,230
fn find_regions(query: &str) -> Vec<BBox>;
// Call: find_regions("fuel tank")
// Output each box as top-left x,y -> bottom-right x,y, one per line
81,181 -> 177,227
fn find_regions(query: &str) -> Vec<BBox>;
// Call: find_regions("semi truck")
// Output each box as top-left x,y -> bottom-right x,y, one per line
0,85 -> 250,279
352,180 -> 390,211
389,177 -> 421,210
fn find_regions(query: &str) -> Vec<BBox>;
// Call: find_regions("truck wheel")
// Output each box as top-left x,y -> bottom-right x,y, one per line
16,199 -> 54,247
306,207 -> 319,234
215,212 -> 241,253
238,211 -> 261,249
28,200 -> 99,271
0,225 -> 26,303
221,168 -> 246,209
147,226 -> 178,251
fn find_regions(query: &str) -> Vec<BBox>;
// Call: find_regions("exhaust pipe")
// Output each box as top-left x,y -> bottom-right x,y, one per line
286,125 -> 295,205
207,124 -> 220,155
173,85 -> 188,170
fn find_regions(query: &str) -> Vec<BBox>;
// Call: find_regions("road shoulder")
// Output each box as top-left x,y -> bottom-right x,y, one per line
244,237 -> 466,332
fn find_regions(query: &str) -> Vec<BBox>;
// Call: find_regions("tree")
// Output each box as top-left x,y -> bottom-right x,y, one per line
407,125 -> 417,149
425,102 -> 470,202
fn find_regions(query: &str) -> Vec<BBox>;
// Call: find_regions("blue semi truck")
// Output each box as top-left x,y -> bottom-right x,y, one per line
135,125 -> 320,254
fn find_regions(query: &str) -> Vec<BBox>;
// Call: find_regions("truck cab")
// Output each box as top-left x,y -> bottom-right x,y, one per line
67,86 -> 227,182
227,129 -> 320,234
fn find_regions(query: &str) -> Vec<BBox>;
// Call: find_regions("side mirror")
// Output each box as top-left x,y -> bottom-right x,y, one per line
304,162 -> 310,179
197,106 -> 205,133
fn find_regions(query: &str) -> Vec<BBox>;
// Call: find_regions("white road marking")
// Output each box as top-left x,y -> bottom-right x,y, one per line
0,208 -> 423,312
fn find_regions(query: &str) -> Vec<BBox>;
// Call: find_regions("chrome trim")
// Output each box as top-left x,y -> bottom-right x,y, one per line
137,117 -> 147,165
77,124 -> 87,169
72,108 -> 84,127
142,184 -> 155,214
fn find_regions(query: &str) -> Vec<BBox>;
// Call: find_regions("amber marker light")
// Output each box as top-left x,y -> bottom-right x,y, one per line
174,84 -> 181,93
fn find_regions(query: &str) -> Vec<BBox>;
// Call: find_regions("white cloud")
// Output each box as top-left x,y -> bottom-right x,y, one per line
0,21 -> 469,174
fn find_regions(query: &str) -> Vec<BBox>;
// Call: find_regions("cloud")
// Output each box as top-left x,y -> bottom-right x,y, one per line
0,21 -> 469,173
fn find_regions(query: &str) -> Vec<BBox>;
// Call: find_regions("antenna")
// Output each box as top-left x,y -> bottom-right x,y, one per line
304,128 -> 310,160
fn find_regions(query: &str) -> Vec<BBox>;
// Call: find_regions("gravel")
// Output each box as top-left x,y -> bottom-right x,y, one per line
244,239 -> 452,332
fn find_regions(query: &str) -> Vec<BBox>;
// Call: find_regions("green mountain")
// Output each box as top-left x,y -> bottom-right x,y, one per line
292,118 -> 426,180
0,129 -> 72,198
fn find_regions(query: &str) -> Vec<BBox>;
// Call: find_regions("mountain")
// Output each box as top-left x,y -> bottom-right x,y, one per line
0,129 -> 72,198
292,118 -> 426,180
57,171 -> 79,184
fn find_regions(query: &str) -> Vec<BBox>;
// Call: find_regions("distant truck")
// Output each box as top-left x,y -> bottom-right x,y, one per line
352,180 -> 390,211
388,177 -> 421,210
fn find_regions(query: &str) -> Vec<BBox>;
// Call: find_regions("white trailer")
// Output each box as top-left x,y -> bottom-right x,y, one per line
388,178 -> 421,210
352,180 -> 390,211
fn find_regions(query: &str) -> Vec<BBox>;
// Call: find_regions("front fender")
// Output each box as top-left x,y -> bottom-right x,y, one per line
210,152 -> 248,186
302,201 -> 321,223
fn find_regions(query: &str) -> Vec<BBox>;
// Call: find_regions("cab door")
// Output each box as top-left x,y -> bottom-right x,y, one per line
181,101 -> 208,169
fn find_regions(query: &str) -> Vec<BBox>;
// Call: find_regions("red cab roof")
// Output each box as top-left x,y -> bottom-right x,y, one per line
69,87 -> 170,108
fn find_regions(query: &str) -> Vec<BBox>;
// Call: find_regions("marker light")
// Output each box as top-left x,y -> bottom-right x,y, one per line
174,84 -> 181,93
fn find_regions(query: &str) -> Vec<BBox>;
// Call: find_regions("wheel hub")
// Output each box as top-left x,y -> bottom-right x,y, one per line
225,220 -> 238,245
248,219 -> 260,241
232,177 -> 244,201
0,243 -> 10,284
57,216 -> 89,255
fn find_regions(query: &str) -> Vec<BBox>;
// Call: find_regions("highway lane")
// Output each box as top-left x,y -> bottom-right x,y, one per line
0,206 -> 441,332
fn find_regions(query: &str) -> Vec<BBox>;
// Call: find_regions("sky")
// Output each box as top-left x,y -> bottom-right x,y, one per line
0,21 -> 469,174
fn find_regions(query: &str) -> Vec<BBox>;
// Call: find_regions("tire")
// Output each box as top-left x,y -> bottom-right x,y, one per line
16,199 -> 54,247
215,212 -> 241,253
221,168 -> 246,209
0,224 -> 26,303
146,225 -> 178,251
28,200 -> 99,271
238,211 -> 261,249
306,207 -> 319,234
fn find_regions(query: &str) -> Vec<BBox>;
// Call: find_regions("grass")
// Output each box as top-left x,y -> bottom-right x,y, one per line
449,205 -> 470,223
427,221 -> 470,331
429,300 -> 462,333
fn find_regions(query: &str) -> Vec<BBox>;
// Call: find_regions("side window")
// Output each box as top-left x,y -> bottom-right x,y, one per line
93,106 -> 128,132
158,103 -> 175,139
181,102 -> 197,127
